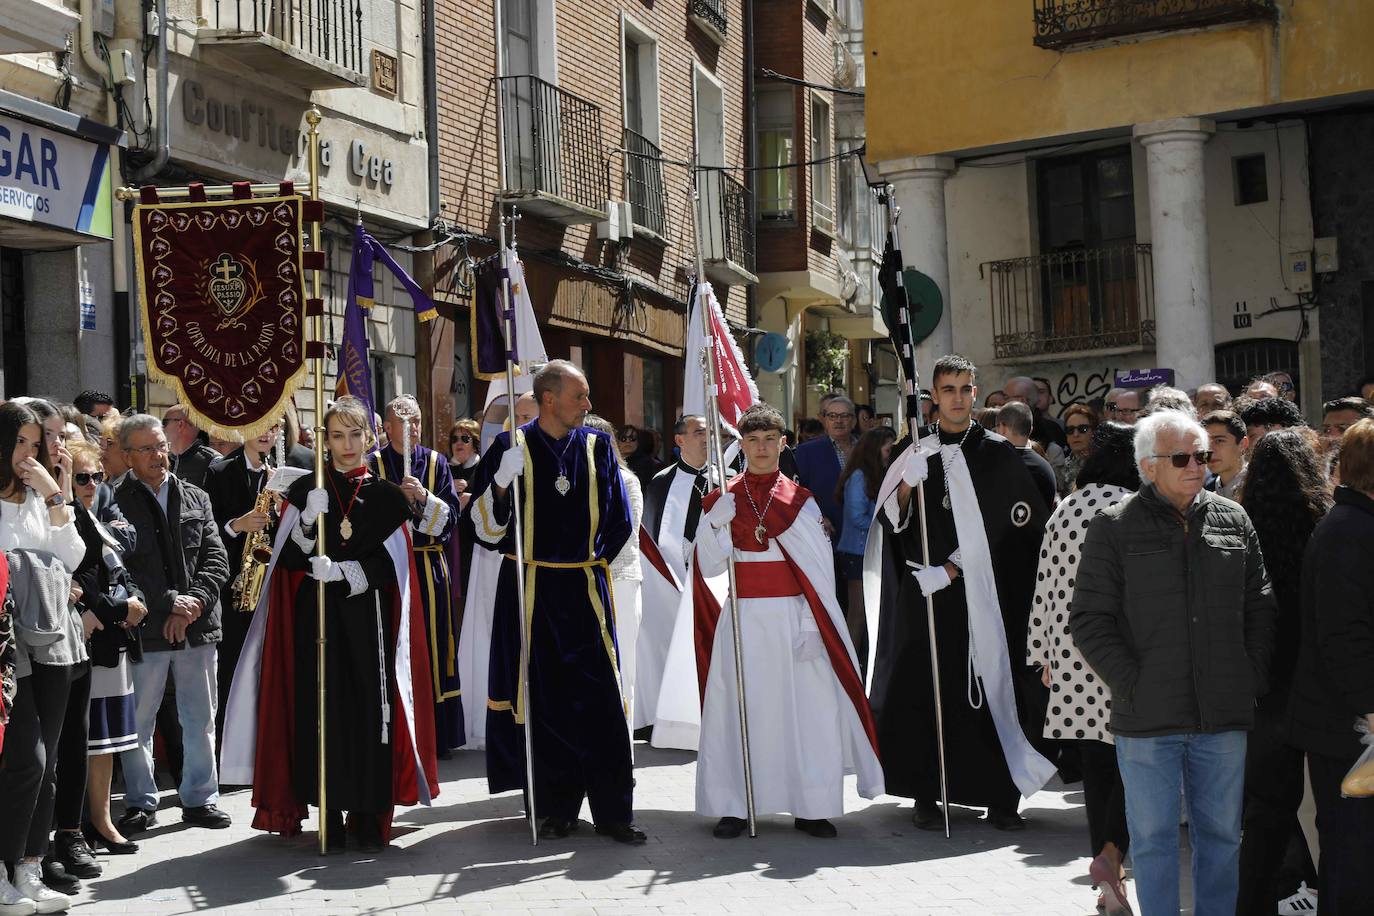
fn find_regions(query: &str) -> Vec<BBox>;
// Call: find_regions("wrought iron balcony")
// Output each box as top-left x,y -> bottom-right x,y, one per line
199,0 -> 367,90
1032,0 -> 1277,50
698,169 -> 758,286
498,75 -> 609,226
623,129 -> 667,239
689,0 -> 728,44
984,244 -> 1155,360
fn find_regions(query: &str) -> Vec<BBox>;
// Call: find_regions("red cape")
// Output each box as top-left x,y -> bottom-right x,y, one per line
249,528 -> 440,838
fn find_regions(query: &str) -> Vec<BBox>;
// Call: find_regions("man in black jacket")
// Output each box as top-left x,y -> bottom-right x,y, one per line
1071,409 -> 1275,916
114,414 -> 232,833
163,404 -> 221,489
1286,418 -> 1374,915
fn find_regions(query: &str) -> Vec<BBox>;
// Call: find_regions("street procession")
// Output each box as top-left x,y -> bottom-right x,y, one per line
2,1 -> 1374,915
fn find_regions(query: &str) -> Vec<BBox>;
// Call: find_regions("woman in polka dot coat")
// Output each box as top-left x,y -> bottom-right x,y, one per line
1025,422 -> 1140,915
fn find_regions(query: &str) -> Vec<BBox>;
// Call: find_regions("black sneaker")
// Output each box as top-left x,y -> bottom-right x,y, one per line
538,816 -> 577,839
116,806 -> 157,835
793,818 -> 837,839
712,816 -> 747,839
594,822 -> 647,845
40,854 -> 81,894
55,830 -> 102,879
912,801 -> 944,831
182,804 -> 232,829
987,807 -> 1026,831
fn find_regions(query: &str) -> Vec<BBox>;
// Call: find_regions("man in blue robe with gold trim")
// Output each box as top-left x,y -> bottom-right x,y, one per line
369,394 -> 465,754
468,360 -> 644,844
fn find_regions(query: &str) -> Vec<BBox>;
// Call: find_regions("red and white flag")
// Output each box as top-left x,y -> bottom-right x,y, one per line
682,281 -> 758,429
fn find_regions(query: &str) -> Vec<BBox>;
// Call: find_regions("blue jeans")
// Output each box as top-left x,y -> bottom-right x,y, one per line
1115,731 -> 1246,916
122,643 -> 220,810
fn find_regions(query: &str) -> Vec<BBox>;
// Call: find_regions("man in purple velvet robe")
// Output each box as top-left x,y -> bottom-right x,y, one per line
468,360 -> 643,844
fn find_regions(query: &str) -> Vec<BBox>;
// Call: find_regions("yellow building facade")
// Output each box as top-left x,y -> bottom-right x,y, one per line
865,0 -> 1374,410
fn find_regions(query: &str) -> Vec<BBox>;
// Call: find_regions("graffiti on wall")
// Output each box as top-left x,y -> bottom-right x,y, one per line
1033,367 -> 1120,419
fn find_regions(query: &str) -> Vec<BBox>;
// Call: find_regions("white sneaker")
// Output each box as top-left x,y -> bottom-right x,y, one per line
0,872 -> 36,916
10,864 -> 67,915
1277,881 -> 1318,915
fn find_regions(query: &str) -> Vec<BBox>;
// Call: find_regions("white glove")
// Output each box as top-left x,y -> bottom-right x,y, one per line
794,630 -> 824,662
901,451 -> 931,487
704,492 -> 736,529
947,549 -> 963,570
301,488 -> 329,526
493,445 -> 525,489
309,555 -> 345,583
909,562 -> 952,598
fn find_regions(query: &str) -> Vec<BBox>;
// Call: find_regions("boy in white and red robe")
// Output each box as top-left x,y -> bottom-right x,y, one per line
691,403 -> 883,839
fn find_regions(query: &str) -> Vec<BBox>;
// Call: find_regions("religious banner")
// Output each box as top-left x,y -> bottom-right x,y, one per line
682,280 -> 757,430
471,247 -> 545,380
133,191 -> 308,437
336,222 -> 439,423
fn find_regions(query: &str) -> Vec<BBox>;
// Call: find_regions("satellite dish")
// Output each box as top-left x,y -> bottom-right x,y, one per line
755,332 -> 791,373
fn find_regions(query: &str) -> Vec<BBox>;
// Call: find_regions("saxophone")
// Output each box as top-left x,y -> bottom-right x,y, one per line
232,480 -> 277,613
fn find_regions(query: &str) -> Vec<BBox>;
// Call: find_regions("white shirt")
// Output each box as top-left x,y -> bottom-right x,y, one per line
0,488 -> 86,572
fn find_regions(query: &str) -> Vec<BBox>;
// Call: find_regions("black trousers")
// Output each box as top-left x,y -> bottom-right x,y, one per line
0,662 -> 82,863
1079,739 -> 1129,858
53,663 -> 92,830
1309,749 -> 1374,915
1237,704 -> 1314,916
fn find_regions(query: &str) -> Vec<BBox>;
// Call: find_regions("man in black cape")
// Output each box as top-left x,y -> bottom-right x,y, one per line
864,354 -> 1056,831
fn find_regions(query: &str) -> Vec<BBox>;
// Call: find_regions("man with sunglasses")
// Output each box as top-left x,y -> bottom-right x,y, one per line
1071,410 -> 1276,916
1104,388 -> 1142,426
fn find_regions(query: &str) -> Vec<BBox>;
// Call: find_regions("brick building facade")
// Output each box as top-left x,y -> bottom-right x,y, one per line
430,0 -> 752,453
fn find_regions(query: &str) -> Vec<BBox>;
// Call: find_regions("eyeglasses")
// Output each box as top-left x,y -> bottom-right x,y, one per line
73,471 -> 106,486
450,434 -> 475,445
821,411 -> 855,421
1065,423 -> 1095,435
128,443 -> 169,455
162,417 -> 183,427
1152,450 -> 1213,468
617,433 -> 638,442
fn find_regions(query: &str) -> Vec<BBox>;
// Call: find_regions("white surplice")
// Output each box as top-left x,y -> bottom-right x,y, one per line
693,499 -> 884,819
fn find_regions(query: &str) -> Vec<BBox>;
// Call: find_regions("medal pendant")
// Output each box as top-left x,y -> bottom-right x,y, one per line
942,494 -> 952,511
554,473 -> 571,496
340,517 -> 354,541
754,523 -> 767,544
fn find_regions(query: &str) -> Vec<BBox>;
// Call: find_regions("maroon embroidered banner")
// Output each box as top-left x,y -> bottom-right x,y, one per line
133,195 -> 307,437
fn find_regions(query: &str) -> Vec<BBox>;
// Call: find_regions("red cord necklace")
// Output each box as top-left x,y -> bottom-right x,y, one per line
327,467 -> 365,542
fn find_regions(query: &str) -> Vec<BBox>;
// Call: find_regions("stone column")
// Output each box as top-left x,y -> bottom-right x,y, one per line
879,155 -> 955,388
1135,118 -> 1215,389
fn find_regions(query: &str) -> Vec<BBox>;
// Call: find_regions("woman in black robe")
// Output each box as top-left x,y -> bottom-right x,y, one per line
271,396 -> 428,851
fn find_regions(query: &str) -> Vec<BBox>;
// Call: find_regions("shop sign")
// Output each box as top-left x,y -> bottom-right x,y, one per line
0,115 -> 112,239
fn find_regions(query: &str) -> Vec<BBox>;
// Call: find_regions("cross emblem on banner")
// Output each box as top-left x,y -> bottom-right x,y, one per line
212,253 -> 242,283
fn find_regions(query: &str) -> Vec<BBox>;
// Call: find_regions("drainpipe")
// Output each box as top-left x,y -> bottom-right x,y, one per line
743,0 -> 757,332
132,0 -> 170,181
423,0 -> 440,222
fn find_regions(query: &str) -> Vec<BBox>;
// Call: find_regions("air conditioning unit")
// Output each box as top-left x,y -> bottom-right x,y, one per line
597,200 -> 633,241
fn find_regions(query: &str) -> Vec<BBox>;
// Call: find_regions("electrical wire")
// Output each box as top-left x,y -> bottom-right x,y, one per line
756,67 -> 864,98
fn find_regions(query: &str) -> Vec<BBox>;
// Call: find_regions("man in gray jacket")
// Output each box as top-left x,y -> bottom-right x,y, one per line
1071,409 -> 1275,916
114,414 -> 231,832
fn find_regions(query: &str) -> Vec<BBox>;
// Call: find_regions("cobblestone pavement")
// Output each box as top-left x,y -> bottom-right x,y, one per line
71,746 -> 1152,915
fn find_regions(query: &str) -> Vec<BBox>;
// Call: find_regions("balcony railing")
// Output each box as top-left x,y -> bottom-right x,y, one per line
207,0 -> 364,77
984,244 -> 1155,360
498,75 -> 609,225
698,169 -> 757,285
688,0 -> 728,43
1032,0 -> 1277,49
623,129 -> 667,238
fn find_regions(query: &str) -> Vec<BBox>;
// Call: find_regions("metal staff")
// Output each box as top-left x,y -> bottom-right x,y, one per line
883,184 -> 950,838
492,4 -> 539,845
690,161 -> 758,838
305,108 -> 333,855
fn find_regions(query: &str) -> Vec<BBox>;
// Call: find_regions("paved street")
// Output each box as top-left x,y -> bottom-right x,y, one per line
69,744 -> 1157,915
